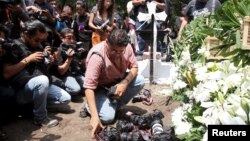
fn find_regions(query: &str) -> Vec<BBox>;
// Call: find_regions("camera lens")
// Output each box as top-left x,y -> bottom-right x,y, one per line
151,120 -> 164,135
42,51 -> 50,65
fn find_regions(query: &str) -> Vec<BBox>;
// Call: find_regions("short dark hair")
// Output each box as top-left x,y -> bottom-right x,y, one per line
60,28 -> 73,38
76,0 -> 88,10
108,29 -> 129,47
23,20 -> 47,36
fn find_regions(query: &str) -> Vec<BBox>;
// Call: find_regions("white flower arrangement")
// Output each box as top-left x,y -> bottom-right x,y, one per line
171,54 -> 250,141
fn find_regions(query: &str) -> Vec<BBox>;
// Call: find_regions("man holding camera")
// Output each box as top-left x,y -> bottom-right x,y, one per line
2,20 -> 71,128
83,29 -> 145,138
54,28 -> 85,96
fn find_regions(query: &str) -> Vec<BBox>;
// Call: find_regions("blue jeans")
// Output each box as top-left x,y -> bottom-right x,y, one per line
63,75 -> 84,95
86,74 -> 145,124
16,75 -> 71,121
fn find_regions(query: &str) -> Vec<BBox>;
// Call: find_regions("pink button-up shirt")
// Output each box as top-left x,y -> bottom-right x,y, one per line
84,41 -> 138,89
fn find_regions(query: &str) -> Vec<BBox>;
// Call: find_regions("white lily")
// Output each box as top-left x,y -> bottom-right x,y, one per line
218,111 -> 245,124
173,80 -> 187,90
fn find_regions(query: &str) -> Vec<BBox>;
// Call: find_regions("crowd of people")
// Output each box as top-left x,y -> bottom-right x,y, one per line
0,0 -> 221,140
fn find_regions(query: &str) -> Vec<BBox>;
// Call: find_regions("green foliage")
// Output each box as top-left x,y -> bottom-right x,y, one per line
172,89 -> 189,102
184,126 -> 206,141
174,0 -> 250,67
182,102 -> 206,141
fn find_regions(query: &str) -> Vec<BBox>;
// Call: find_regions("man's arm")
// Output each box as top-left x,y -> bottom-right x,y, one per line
3,58 -> 28,80
177,16 -> 188,39
132,0 -> 146,6
3,52 -> 44,80
153,0 -> 166,10
57,48 -> 75,75
57,57 -> 73,75
85,88 -> 104,138
123,67 -> 138,85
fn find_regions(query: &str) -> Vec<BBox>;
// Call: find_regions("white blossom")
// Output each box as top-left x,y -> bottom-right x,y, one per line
173,80 -> 187,90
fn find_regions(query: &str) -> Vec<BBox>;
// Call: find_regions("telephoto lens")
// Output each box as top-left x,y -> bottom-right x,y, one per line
151,119 -> 164,135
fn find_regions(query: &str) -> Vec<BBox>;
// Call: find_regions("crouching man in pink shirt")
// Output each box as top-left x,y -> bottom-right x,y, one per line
83,29 -> 144,138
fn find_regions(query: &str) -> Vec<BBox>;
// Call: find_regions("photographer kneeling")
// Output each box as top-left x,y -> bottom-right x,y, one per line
83,29 -> 145,138
2,20 -> 71,128
55,28 -> 86,95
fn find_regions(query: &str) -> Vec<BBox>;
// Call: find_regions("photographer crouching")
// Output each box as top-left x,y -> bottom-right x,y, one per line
1,20 -> 71,128
83,29 -> 145,138
54,28 -> 86,96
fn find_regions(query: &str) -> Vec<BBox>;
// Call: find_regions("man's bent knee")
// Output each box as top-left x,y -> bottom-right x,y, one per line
100,114 -> 115,124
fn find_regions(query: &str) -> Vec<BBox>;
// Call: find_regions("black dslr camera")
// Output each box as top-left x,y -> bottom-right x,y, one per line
0,38 -> 19,58
0,38 -> 18,49
120,131 -> 144,141
61,42 -> 87,60
60,42 -> 87,75
106,86 -> 118,105
96,126 -> 120,141
116,120 -> 134,132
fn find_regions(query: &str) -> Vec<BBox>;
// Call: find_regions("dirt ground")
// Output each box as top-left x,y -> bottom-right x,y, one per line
1,84 -> 180,141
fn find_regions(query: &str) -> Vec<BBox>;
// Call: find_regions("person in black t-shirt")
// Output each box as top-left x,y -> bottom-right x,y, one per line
73,0 -> 93,50
2,20 -> 71,128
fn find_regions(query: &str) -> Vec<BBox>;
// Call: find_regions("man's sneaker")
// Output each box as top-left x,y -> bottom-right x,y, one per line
79,107 -> 90,118
34,117 -> 59,128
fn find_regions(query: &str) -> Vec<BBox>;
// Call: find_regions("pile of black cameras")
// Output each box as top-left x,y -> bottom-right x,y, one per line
96,109 -> 174,141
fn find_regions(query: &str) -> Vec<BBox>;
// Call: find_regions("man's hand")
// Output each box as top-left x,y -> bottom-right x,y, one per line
90,116 -> 104,139
114,80 -> 129,98
66,48 -> 75,58
26,52 -> 44,63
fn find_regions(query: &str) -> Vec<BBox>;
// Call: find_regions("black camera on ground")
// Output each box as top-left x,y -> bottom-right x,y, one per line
115,109 -> 173,141
120,130 -> 144,141
116,120 -> 135,132
96,126 -> 120,141
149,109 -> 165,135
130,114 -> 151,130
